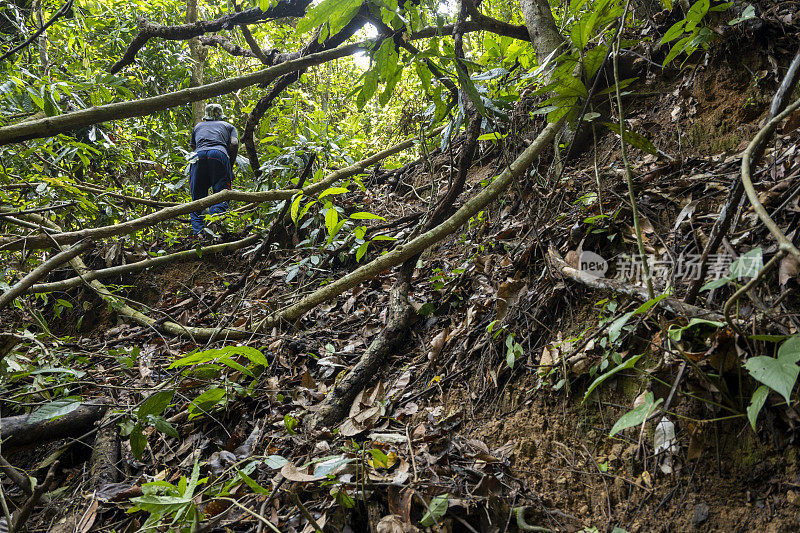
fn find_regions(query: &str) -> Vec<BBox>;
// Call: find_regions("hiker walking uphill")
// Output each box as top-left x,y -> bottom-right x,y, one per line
189,103 -> 239,236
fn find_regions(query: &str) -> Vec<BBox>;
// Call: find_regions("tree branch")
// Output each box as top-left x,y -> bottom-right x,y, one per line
108,0 -> 312,73
0,0 -> 73,63
0,128 -> 442,250
0,240 -> 91,310
0,42 -> 363,146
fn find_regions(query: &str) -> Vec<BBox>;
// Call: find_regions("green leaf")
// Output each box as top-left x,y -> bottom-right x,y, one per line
188,388 -> 227,419
419,494 -> 449,527
747,385 -> 769,431
130,424 -> 147,460
583,354 -> 644,403
455,63 -> 486,115
356,241 -> 369,262
610,393 -> 663,436
265,455 -> 289,469
290,194 -> 303,224
778,334 -> 800,363
349,211 -> 385,220
296,0 -> 362,39
603,122 -> 658,155
313,455 -> 355,477
555,74 -> 588,98
284,414 -> 298,434
238,470 -> 271,494
660,19 -> 687,46
325,207 -> 339,237
28,397 -> 82,424
153,416 -> 180,438
663,35 -> 693,65
607,294 -> 667,344
169,346 -> 269,369
583,45 -> 608,79
138,390 -> 174,420
709,1 -> 733,12
730,248 -> 763,279
745,355 -> 799,404
685,0 -> 710,32
667,318 -> 724,342
318,187 -> 349,199
608,311 -> 635,344
477,132 -> 506,141
700,275 -> 732,292
571,19 -> 589,50
729,4 -> 755,25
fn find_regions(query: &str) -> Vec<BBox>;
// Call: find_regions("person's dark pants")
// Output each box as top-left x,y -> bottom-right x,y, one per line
189,149 -> 232,235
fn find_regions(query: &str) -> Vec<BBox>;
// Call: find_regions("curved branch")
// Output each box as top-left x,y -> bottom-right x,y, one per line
28,235 -> 258,294
108,0 -> 312,73
740,96 -> 800,263
0,240 -> 91,309
0,42 -> 363,146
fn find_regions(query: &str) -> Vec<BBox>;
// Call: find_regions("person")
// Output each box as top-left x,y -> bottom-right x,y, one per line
188,103 -> 239,236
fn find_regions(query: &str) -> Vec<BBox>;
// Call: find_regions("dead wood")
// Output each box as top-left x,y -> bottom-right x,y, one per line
11,461 -> 58,532
310,276 -> 413,429
1,402 -> 107,451
88,410 -> 120,488
0,454 -> 32,495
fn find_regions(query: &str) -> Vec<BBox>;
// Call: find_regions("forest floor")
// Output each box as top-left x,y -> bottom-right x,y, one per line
3,7 -> 800,532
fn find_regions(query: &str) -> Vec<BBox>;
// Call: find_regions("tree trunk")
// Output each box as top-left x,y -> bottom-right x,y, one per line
518,0 -> 565,63
186,0 -> 207,125
32,0 -> 48,74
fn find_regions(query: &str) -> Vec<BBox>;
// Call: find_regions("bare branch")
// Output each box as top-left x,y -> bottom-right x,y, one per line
108,0 -> 312,73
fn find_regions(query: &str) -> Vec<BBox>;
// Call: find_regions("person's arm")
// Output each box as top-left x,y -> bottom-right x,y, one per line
228,125 -> 239,164
190,127 -> 196,150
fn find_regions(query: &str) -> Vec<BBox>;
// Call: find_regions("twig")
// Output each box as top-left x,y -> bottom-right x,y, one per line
613,0 -> 653,299
723,250 -> 787,335
406,424 -> 418,483
0,0 -> 74,63
290,492 -> 323,533
12,461 -> 58,532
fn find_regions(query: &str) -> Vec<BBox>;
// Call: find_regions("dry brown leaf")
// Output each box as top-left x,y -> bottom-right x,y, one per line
780,255 -> 800,286
377,514 -> 420,533
280,462 -> 325,482
428,328 -> 450,361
